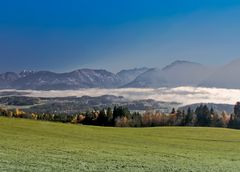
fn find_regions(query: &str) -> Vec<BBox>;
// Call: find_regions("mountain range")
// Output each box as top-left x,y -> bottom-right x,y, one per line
124,61 -> 214,88
0,59 -> 240,90
0,68 -> 149,90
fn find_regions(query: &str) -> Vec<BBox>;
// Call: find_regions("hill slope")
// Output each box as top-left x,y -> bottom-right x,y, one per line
125,60 -> 214,88
200,59 -> 240,89
116,67 -> 150,86
1,117 -> 240,172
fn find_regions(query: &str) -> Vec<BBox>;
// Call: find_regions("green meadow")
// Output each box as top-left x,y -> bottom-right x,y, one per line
1,117 -> 240,172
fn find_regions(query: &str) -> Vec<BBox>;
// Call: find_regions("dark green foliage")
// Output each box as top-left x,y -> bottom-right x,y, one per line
210,107 -> 214,116
97,109 -> 108,126
185,107 -> 194,126
175,110 -> 185,126
82,111 -> 97,125
229,102 -> 240,129
113,106 -> 130,120
195,105 -> 211,126
171,108 -> 176,114
129,112 -> 142,127
106,107 -> 113,125
234,102 -> 240,117
0,103 -> 238,128
211,114 -> 224,127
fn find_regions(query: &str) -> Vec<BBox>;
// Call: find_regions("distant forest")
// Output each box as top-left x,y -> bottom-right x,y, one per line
1,102 -> 240,129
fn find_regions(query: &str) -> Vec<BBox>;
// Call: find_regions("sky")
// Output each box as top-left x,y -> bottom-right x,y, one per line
1,0 -> 240,73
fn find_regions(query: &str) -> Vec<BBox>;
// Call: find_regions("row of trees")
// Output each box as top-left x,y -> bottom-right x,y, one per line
113,105 -> 229,128
0,108 -> 74,122
1,102 -> 240,129
71,105 -> 230,128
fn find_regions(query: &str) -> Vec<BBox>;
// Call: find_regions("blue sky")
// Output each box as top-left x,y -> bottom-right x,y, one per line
1,0 -> 240,73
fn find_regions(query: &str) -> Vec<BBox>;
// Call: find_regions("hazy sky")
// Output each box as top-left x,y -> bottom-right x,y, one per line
1,0 -> 240,73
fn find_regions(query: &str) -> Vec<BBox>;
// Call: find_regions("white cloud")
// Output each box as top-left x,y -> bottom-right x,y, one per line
1,86 -> 240,105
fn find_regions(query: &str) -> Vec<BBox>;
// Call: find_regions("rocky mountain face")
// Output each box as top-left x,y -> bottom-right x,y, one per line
1,59 -> 240,90
19,70 -> 35,78
10,69 -> 122,90
0,72 -> 20,89
0,67 -> 151,90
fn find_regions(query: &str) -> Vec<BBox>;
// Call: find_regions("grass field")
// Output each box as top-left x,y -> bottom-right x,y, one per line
1,117 -> 240,172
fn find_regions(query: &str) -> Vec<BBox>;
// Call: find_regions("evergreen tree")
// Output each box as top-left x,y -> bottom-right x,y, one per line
185,107 -> 193,126
106,107 -> 113,126
113,106 -> 130,125
195,105 -> 211,126
97,109 -> 107,126
234,102 -> 240,118
211,112 -> 224,127
228,114 -> 235,128
175,110 -> 184,126
210,107 -> 214,115
171,108 -> 176,114
82,111 -> 95,125
229,102 -> 240,129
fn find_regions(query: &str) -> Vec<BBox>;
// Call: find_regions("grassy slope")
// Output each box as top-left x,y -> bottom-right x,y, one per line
1,117 -> 240,172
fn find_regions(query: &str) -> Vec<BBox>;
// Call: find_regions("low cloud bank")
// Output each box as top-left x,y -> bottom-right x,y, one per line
1,87 -> 240,105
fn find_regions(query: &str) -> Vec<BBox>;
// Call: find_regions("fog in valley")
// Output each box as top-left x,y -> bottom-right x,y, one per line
1,86 -> 239,106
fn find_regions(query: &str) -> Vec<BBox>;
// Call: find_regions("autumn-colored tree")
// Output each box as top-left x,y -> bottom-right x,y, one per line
115,116 -> 129,127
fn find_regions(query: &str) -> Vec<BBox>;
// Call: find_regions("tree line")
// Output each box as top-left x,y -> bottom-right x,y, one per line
1,102 -> 240,129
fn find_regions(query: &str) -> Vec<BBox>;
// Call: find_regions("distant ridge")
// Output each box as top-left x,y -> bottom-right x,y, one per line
116,67 -> 150,85
0,68 -> 149,90
124,60 -> 214,88
199,58 -> 240,89
2,59 -> 240,90
162,60 -> 203,71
